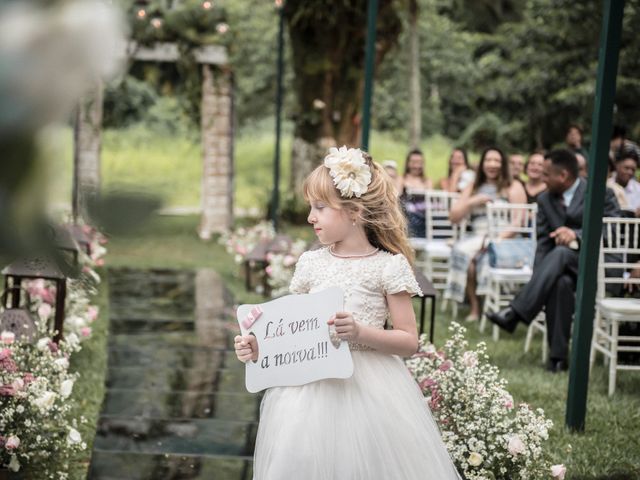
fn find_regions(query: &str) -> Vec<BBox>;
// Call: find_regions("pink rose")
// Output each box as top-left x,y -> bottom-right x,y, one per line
87,306 -> 99,322
23,373 -> 35,384
48,341 -> 59,354
551,464 -> 566,479
0,384 -> 15,396
0,349 -> 17,373
5,435 -> 20,450
283,255 -> 296,267
265,266 -> 273,276
439,360 -> 453,372
503,395 -> 514,409
81,327 -> 92,338
95,258 -> 105,267
419,377 -> 437,391
40,287 -> 56,305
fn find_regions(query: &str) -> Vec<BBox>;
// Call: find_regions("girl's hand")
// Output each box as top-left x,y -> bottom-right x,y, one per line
234,335 -> 259,363
328,311 -> 360,341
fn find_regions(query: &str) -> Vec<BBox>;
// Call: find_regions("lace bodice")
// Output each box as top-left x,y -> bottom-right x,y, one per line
289,248 -> 422,335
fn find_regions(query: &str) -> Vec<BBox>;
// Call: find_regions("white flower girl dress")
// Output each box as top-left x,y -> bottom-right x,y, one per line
253,247 -> 460,479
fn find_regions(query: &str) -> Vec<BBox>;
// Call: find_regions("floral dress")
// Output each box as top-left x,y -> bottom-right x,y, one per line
253,247 -> 460,480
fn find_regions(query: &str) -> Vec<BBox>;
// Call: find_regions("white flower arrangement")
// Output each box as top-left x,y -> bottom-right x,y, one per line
405,322 -> 566,480
0,225 -> 106,477
265,239 -> 307,298
218,221 -> 276,265
323,146 -> 372,198
0,327 -> 86,477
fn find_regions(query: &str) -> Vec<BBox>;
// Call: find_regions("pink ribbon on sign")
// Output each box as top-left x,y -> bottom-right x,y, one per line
242,305 -> 263,329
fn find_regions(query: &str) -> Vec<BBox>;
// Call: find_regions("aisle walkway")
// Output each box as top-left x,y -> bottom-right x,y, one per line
88,268 -> 260,480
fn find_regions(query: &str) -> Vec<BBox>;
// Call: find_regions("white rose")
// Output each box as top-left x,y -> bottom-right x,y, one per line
16,405 -> 24,414
65,333 -> 80,348
68,316 -> 86,329
1,330 -> 15,344
507,435 -> 526,455
37,303 -> 53,320
467,452 -> 483,467
67,427 -> 82,445
8,455 -> 20,472
54,357 -> 69,369
462,351 -> 478,368
33,391 -> 56,411
60,379 -> 74,398
37,337 -> 51,351
11,378 -> 24,391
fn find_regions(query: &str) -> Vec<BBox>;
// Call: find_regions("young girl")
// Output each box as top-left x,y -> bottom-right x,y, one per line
235,146 -> 460,479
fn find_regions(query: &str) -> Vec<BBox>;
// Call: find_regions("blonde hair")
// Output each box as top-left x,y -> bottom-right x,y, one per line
303,152 -> 415,264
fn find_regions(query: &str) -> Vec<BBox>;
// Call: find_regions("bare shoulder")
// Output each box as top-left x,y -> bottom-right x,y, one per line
508,180 -> 527,202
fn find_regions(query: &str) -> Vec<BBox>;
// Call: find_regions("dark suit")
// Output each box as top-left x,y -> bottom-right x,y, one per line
511,178 -> 620,361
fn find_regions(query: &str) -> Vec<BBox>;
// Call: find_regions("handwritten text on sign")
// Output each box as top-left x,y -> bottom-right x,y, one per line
236,287 -> 353,393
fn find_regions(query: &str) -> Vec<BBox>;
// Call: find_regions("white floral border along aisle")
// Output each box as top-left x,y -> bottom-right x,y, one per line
405,322 -> 567,480
0,226 -> 107,478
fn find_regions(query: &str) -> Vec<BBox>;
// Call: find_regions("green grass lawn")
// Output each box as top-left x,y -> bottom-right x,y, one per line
48,126 -> 458,213
101,214 -> 640,480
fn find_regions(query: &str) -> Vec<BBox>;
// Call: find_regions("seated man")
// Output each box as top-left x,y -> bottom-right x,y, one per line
488,149 -> 620,372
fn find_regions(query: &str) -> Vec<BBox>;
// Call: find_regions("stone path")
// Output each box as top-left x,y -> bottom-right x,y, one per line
88,268 -> 260,480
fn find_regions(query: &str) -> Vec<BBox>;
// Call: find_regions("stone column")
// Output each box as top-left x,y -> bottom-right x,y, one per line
199,65 -> 233,240
73,79 -> 103,221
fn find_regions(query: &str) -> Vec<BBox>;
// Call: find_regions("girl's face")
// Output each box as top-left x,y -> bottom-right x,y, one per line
307,200 -> 353,245
482,149 -> 502,181
526,153 -> 544,180
407,154 -> 424,176
450,150 -> 465,170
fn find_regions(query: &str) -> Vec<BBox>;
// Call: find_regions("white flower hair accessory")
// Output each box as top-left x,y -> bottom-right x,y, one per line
323,146 -> 372,198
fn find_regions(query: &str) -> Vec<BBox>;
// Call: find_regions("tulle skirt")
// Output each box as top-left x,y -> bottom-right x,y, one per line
253,350 -> 460,480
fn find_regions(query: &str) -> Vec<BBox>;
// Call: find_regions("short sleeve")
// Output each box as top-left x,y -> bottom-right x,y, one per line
289,251 -> 311,294
382,254 -> 423,297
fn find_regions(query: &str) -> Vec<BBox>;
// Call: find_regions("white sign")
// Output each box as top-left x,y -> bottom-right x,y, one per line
236,287 -> 353,393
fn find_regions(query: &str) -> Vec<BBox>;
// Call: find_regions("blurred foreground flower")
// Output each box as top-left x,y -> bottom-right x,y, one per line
0,0 -> 126,136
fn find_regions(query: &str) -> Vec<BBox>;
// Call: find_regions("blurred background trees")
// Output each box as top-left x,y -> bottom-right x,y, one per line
108,0 -> 640,152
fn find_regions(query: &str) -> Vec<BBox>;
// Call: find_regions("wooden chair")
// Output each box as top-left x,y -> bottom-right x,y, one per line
590,217 -> 640,396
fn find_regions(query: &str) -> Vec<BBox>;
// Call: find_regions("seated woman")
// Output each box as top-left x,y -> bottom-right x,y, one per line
397,149 -> 433,237
444,147 -> 527,321
439,147 -> 476,193
523,151 -> 547,203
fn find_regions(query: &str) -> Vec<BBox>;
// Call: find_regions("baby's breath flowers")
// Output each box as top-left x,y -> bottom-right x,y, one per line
406,322 -> 566,480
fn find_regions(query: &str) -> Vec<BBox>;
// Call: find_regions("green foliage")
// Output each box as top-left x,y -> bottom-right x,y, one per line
124,0 -> 229,47
465,0 -> 640,149
103,75 -> 159,128
103,0 -> 640,152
